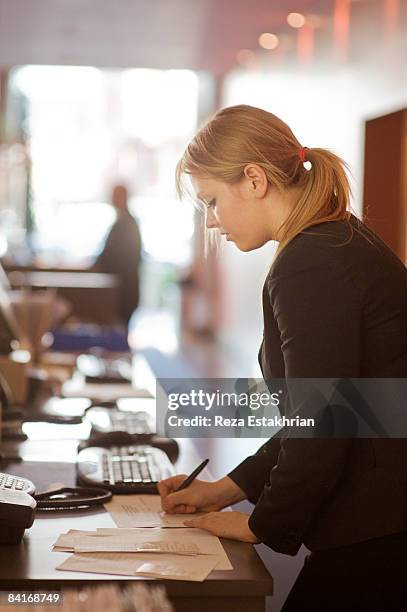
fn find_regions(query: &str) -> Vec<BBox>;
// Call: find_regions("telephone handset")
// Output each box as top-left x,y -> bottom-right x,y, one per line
0,473 -> 36,544
0,472 -> 35,495
0,471 -> 112,544
0,485 -> 36,544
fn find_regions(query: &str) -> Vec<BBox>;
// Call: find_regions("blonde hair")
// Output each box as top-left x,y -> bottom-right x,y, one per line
176,104 -> 353,255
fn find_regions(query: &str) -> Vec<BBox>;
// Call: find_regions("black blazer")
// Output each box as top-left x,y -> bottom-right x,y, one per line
228,214 -> 407,555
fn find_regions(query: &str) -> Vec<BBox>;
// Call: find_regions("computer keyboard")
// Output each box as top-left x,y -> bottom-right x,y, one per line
76,444 -> 175,493
85,404 -> 155,436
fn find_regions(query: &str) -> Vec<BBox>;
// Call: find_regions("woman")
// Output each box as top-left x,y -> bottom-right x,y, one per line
158,105 -> 407,610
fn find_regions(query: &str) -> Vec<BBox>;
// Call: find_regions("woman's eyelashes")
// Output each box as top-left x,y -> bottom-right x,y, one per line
207,198 -> 216,209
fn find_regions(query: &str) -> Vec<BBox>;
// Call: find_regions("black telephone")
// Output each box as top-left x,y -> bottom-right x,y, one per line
0,471 -> 112,544
0,473 -> 36,544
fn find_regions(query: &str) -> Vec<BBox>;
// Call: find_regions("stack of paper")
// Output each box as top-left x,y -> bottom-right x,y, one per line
53,526 -> 232,581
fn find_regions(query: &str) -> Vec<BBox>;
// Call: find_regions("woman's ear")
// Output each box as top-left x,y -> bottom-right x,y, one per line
243,164 -> 268,197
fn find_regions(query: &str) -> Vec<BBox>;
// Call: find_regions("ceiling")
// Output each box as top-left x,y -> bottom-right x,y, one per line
0,0 -> 406,76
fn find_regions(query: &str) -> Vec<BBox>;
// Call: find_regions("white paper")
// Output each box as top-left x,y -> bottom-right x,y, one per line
75,540 -> 200,555
56,551 -> 217,581
103,494 -> 207,528
53,527 -> 232,570
94,526 -> 230,560
135,556 -> 217,581
53,530 -> 104,550
72,531 -> 218,556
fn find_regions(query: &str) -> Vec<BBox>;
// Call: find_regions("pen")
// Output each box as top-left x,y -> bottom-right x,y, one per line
174,458 -> 210,492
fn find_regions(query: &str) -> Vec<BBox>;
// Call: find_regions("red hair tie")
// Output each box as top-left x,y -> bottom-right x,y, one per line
299,146 -> 308,162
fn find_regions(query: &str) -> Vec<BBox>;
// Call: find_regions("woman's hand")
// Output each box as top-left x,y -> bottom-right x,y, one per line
184,511 -> 260,543
158,475 -> 246,514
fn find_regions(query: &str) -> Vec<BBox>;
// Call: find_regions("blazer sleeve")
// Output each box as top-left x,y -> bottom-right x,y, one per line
246,254 -> 363,554
227,436 -> 281,505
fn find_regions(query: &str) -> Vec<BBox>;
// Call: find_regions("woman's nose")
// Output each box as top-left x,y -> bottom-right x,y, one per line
206,208 -> 219,229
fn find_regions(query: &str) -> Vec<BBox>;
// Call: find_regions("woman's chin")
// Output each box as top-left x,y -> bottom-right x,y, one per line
235,241 -> 255,252
234,237 -> 265,252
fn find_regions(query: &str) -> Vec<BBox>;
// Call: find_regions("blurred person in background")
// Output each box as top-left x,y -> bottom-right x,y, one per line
93,184 -> 142,326
159,105 -> 407,611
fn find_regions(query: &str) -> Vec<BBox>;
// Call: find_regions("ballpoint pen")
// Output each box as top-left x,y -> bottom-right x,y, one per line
174,458 -> 210,492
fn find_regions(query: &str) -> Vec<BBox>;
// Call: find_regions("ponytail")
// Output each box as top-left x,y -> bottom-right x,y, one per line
276,147 -> 352,254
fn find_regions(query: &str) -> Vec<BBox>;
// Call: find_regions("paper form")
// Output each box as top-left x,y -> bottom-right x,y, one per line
52,528 -> 233,570
53,530 -> 105,550
134,557 -> 217,581
95,526 -> 232,567
53,530 -> 110,550
74,541 -> 200,555
72,532 -> 222,556
103,494 -> 208,528
56,551 -> 217,581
